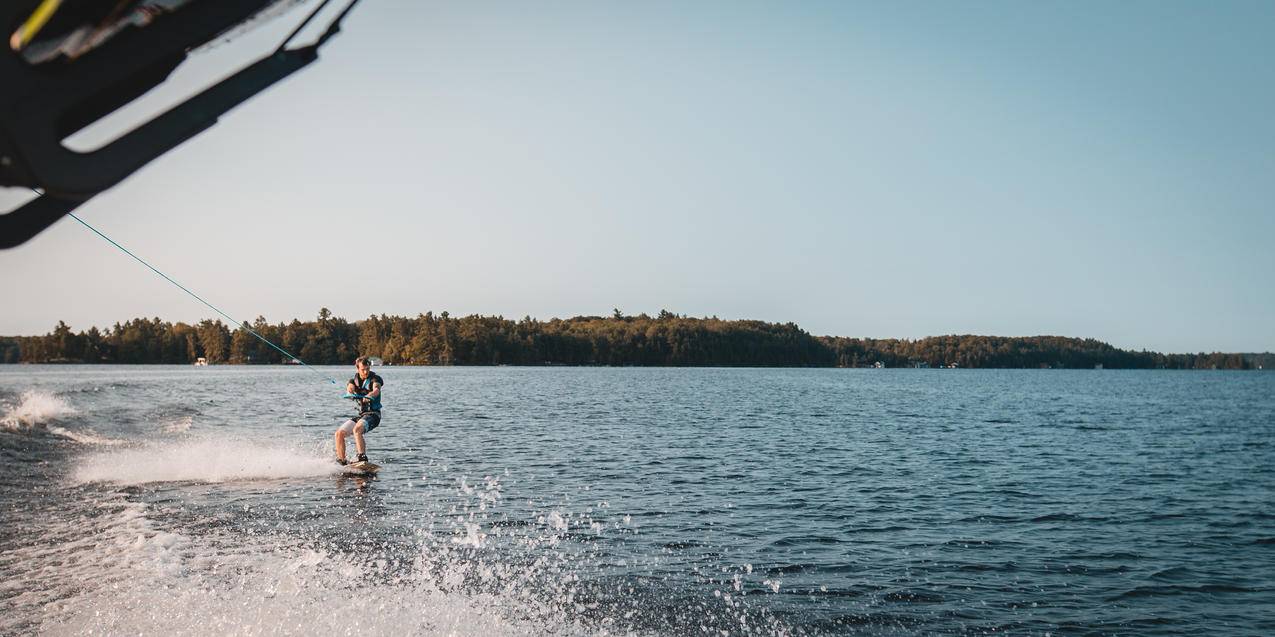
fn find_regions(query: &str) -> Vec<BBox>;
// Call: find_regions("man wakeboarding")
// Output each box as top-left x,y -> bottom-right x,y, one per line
334,356 -> 383,466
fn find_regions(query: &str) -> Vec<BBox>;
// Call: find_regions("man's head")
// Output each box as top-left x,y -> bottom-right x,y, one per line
354,356 -> 371,377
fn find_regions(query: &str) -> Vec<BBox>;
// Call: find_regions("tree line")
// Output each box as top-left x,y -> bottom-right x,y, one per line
2,309 -> 1269,370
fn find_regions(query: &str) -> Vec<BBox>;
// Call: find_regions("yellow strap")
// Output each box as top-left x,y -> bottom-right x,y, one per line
10,0 -> 64,51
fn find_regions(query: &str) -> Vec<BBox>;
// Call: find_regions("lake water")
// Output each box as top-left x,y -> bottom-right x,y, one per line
1,366 -> 1272,635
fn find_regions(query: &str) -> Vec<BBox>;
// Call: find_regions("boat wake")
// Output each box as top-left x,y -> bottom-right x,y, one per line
1,389 -> 77,430
73,437 -> 340,485
0,389 -> 125,445
5,490 -> 568,637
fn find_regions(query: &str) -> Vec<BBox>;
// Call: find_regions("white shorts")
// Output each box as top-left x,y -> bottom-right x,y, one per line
338,412 -> 380,434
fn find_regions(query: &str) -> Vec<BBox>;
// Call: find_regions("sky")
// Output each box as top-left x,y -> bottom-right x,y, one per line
2,0 -> 1272,353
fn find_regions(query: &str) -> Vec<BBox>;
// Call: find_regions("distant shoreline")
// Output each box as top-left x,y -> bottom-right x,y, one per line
5,362 -> 1270,371
2,310 -> 1270,370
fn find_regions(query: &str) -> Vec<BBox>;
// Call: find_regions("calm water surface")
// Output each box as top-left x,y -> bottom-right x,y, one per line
1,366 -> 1272,635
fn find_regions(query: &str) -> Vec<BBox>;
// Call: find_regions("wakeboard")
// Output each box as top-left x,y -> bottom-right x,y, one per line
341,460 -> 381,475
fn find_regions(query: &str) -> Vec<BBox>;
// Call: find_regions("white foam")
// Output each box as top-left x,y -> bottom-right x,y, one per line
0,389 -> 77,430
0,495 -> 187,635
13,498 -> 576,637
0,390 -> 122,444
547,510 -> 569,532
46,425 -> 127,446
453,521 -> 488,548
73,438 -> 339,485
8,466 -> 770,637
10,488 -> 616,637
161,415 -> 194,434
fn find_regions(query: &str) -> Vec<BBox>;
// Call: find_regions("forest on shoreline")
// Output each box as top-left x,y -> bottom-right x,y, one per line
1,309 -> 1269,370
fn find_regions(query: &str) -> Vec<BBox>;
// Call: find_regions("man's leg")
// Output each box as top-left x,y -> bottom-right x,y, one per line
353,421 -> 366,457
335,420 -> 356,461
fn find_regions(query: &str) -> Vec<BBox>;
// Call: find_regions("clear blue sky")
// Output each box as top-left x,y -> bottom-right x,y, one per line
2,1 -> 1272,353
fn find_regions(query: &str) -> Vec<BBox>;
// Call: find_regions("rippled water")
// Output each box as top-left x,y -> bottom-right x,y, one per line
1,366 -> 1272,635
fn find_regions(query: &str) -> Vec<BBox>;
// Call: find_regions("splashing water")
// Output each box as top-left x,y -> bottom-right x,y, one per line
162,415 -> 195,434
20,501 -> 616,637
73,438 -> 340,485
0,389 -> 120,444
1,390 -> 77,430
